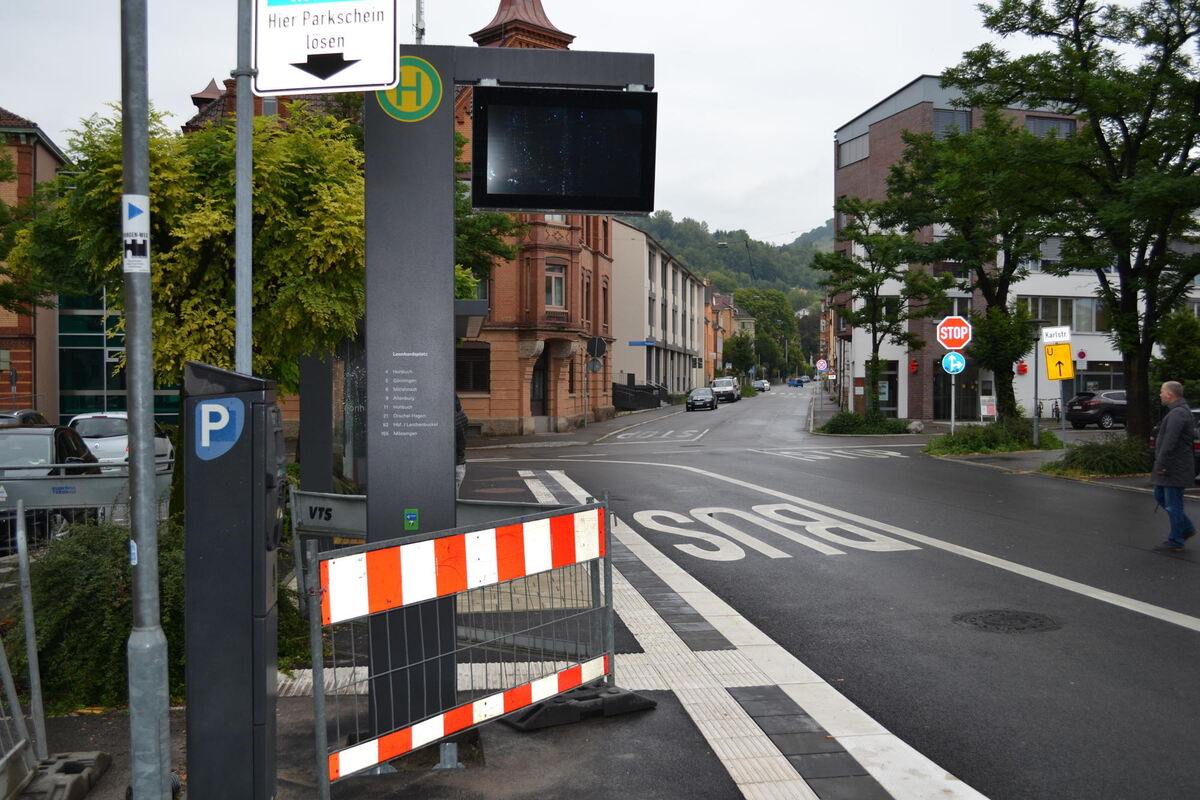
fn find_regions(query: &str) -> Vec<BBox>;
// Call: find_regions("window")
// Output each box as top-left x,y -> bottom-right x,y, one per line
838,133 -> 869,167
1026,116 -> 1076,138
948,296 -> 972,316
583,275 -> 592,322
456,345 -> 491,392
602,284 -> 609,325
648,252 -> 656,283
933,109 -> 971,138
648,298 -> 655,328
545,261 -> 566,308
1017,296 -> 1110,331
661,302 -> 667,330
544,214 -> 566,223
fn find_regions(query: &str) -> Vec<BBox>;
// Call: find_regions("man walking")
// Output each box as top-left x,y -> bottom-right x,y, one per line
1151,381 -> 1196,552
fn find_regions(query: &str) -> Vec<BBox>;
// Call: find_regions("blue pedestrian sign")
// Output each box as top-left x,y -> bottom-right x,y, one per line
942,351 -> 966,375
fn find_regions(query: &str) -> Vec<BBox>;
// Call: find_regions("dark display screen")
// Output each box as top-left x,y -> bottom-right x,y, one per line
471,86 -> 657,214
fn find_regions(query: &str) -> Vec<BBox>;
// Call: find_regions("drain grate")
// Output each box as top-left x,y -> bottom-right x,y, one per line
953,609 -> 1060,634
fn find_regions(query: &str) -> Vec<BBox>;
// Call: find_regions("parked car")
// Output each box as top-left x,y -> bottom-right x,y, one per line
786,377 -> 801,387
1066,390 -> 1127,429
0,425 -> 100,477
1148,408 -> 1200,478
0,409 -> 49,426
752,379 -> 770,392
685,387 -> 718,412
68,412 -> 174,472
710,377 -> 740,403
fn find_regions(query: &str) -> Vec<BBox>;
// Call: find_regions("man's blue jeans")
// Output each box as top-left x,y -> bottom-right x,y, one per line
1154,485 -> 1195,546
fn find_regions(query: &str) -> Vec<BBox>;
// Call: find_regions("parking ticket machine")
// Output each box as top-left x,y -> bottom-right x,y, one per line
183,362 -> 285,799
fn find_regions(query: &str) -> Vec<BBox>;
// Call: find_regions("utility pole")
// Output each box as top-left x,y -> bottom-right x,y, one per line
121,1 -> 172,796
234,0 -> 253,373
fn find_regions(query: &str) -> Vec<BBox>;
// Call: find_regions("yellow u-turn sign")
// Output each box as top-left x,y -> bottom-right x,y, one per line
1044,343 -> 1075,381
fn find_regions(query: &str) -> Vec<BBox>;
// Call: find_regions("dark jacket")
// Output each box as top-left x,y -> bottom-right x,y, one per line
454,395 -> 468,466
1152,398 -> 1195,487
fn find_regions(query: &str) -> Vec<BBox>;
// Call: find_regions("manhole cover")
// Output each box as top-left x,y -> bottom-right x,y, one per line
952,610 -> 1060,634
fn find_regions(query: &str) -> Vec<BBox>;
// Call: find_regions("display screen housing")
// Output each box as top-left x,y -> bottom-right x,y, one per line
471,86 -> 657,214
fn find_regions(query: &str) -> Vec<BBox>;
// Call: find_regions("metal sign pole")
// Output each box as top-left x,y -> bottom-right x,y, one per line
1033,341 -> 1041,448
950,373 -> 956,435
234,0 -> 253,373
120,1 -> 172,796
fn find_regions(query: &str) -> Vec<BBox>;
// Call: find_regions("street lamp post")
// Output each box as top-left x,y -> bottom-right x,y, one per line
1026,319 -> 1049,447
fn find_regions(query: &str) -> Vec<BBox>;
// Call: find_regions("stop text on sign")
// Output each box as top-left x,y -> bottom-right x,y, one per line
936,316 -> 972,350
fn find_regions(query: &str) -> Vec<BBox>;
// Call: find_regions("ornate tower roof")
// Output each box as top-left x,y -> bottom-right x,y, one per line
471,0 -> 574,49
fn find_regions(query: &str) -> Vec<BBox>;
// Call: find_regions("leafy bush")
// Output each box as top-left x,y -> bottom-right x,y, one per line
740,385 -> 757,398
818,411 -> 910,435
5,518 -> 309,713
925,417 -> 1062,455
1040,434 -> 1151,477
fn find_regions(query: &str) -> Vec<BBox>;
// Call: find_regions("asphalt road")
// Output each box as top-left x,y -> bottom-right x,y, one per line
467,385 -> 1200,800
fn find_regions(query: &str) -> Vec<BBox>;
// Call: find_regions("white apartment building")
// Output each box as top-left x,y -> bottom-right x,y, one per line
611,219 -> 707,394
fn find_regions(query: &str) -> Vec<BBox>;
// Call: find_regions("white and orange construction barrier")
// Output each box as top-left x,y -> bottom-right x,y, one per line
305,501 -> 619,793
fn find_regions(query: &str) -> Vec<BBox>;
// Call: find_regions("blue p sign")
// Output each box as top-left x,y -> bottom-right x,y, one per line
195,397 -> 245,461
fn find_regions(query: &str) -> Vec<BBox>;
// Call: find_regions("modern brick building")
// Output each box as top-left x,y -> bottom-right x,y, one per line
829,75 -> 1129,421
0,107 -> 67,419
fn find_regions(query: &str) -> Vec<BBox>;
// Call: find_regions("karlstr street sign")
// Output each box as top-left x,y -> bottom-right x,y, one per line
1043,343 -> 1076,381
253,0 -> 398,96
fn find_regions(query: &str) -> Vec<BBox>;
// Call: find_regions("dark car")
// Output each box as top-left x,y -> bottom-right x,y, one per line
685,387 -> 718,411
1066,390 -> 1127,429
1148,408 -> 1200,479
0,409 -> 50,427
0,425 -> 101,476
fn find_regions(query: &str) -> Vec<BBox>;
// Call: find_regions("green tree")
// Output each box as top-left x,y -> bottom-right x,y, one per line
886,108 -> 1072,418
722,332 -> 755,376
814,197 -> 954,413
1150,311 -> 1200,396
734,288 -> 798,380
943,0 -> 1200,441
9,105 -> 365,390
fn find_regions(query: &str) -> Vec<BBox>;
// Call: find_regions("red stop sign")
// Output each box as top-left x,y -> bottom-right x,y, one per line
936,316 -> 972,350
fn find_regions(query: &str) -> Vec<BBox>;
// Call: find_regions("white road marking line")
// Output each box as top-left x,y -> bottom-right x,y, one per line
610,512 -> 985,800
543,467 -> 985,799
541,458 -> 1200,635
517,469 -> 559,504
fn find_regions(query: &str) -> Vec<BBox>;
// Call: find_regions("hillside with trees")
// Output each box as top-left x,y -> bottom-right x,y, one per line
619,212 -> 831,297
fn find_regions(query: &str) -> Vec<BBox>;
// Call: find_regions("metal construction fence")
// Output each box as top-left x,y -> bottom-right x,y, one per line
303,499 -> 614,793
0,467 -> 172,555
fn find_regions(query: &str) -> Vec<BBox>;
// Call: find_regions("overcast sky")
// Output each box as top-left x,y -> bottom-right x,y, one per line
3,1 -> 1039,244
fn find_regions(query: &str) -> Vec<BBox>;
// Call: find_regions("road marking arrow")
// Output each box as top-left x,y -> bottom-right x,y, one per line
291,53 -> 359,80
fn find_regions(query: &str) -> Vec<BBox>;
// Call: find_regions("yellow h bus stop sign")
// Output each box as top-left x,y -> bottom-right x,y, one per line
1044,343 -> 1075,381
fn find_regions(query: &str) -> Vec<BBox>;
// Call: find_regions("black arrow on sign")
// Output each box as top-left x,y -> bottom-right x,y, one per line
1055,360 -> 1066,376
291,53 -> 359,80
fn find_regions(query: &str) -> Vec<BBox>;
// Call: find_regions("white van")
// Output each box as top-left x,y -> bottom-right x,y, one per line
710,377 -> 740,403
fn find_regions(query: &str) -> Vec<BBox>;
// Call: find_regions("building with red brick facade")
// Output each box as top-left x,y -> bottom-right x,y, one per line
0,107 -> 66,418
829,76 -> 1117,421
453,0 -> 617,434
